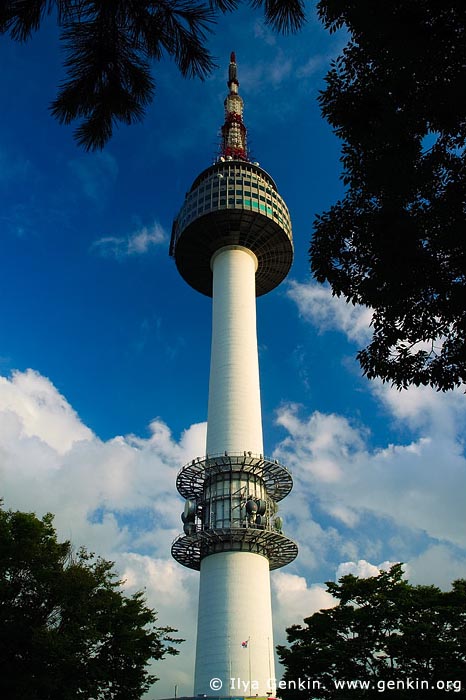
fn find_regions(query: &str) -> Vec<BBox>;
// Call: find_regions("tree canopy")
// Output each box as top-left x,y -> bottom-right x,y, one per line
0,0 -> 305,150
312,1 -> 466,391
0,505 -> 182,699
277,564 -> 466,699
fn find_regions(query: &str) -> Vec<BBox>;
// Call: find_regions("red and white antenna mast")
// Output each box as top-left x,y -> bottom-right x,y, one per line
220,51 -> 248,161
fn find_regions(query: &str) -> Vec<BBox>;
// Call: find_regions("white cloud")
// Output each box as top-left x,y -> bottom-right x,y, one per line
0,369 -> 93,453
286,277 -> 465,427
288,280 -> 373,344
334,552 -> 465,593
92,221 -> 166,259
274,401 -> 466,550
407,545 -> 466,589
372,380 -> 466,438
275,405 -> 366,484
288,282 -> 447,368
284,278 -> 466,562
0,368 -> 205,698
2,368 -> 465,697
117,554 -> 199,695
273,571 -> 335,624
335,559 -> 397,581
121,554 -> 193,608
271,571 -> 336,659
326,503 -> 360,528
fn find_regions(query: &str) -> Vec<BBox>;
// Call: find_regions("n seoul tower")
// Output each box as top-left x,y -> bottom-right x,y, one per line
170,53 -> 297,697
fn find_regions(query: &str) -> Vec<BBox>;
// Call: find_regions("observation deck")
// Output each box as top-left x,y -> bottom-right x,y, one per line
169,159 -> 293,297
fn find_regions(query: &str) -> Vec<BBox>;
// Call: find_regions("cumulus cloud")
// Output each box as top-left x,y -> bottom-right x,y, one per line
326,503 -> 360,528
275,405 -> 367,484
0,368 -> 205,697
0,369 -> 93,453
118,553 -> 199,694
273,571 -> 335,625
287,280 -> 373,344
2,366 -> 465,695
92,221 -> 166,259
407,545 -> 466,588
284,276 -> 466,584
287,279 -> 446,384
335,559 -> 397,581
372,380 -> 466,438
271,570 -> 336,667
333,555 -> 463,593
274,401 -> 466,552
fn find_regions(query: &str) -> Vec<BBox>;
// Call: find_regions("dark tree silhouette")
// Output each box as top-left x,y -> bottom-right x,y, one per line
0,505 -> 182,699
312,1 -> 466,391
0,0 -> 305,150
277,564 -> 466,699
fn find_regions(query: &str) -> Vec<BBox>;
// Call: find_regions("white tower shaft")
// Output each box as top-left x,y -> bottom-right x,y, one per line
194,551 -> 275,696
194,245 -> 275,695
206,246 -> 263,456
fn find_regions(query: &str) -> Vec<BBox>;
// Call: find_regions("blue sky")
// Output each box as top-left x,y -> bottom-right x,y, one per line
1,5 -> 466,698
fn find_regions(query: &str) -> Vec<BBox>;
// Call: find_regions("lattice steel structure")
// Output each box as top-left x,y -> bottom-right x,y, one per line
172,452 -> 297,571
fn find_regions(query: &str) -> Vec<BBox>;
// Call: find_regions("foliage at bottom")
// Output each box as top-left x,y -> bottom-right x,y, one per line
0,505 -> 182,699
277,564 -> 466,699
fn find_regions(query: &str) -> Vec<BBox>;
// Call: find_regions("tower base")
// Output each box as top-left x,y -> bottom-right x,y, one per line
194,552 -> 275,697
